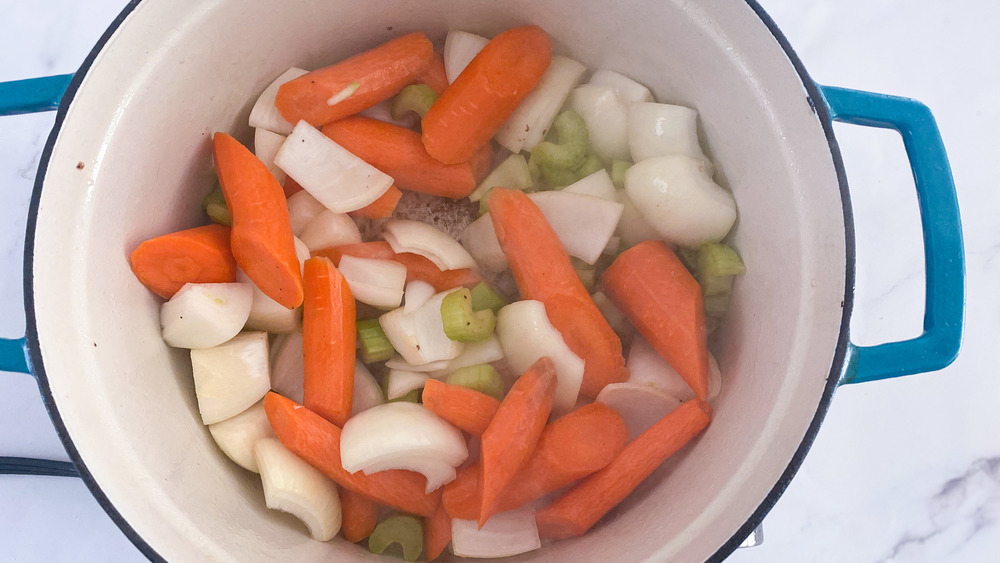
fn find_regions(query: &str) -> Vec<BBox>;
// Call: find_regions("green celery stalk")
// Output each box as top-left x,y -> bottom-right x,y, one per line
610,160 -> 632,190
469,282 -> 507,313
468,154 -> 533,202
357,319 -> 395,363
391,84 -> 438,120
440,288 -> 496,342
445,364 -> 504,401
368,514 -> 424,562
201,183 -> 231,226
530,110 -> 589,170
573,153 -> 603,179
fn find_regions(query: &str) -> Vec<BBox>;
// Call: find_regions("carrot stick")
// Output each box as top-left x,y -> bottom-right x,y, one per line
418,51 -> 450,95
479,357 -> 556,526
313,241 -> 484,292
323,117 -> 490,199
424,502 -> 452,561
348,185 -> 402,219
422,379 -> 500,436
441,463 -> 481,520
302,257 -> 355,427
602,240 -> 710,399
339,488 -> 379,543
488,187 -> 627,397
276,32 -> 435,126
534,399 -> 713,540
213,132 -> 303,308
129,224 -> 237,299
263,392 -> 440,517
422,26 -> 551,164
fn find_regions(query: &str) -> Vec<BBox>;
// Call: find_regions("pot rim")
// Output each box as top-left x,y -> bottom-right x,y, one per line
22,1 -> 855,561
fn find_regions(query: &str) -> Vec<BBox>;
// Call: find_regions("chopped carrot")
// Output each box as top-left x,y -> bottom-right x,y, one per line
348,185 -> 402,219
276,32 -> 435,126
479,357 -> 556,526
422,26 -> 551,164
418,51 -> 450,94
488,187 -> 627,397
602,240 -> 710,399
129,224 -> 237,299
282,176 -> 304,198
323,117 -> 490,199
422,379 -> 500,436
313,241 -> 484,292
441,463 -> 481,521
534,399 -> 713,540
339,488 -> 379,543
213,132 -> 303,308
424,502 -> 452,561
263,392 -> 440,517
302,257 -> 355,427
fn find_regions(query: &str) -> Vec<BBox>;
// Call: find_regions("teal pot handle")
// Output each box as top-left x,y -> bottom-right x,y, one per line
820,86 -> 965,385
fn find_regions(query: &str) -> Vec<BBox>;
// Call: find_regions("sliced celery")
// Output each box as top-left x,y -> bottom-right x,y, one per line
469,282 -> 507,314
530,110 -> 589,170
391,84 -> 439,120
201,184 -> 231,226
703,292 -> 732,318
695,243 -> 745,331
573,154 -> 603,179
357,319 -> 395,363
610,160 -> 632,190
368,514 -> 424,562
440,288 -> 496,342
698,243 -> 746,278
478,191 -> 492,216
527,153 -> 543,185
388,389 -> 421,403
676,246 -> 701,275
539,162 -> 579,187
445,363 -> 504,401
469,154 -> 533,202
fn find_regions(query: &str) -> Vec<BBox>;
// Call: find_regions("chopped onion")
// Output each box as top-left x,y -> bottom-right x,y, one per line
286,190 -> 327,237
615,189 -> 661,248
254,437 -> 342,541
628,102 -> 710,165
160,283 -> 253,349
337,255 -> 407,309
527,191 -> 624,265
382,219 -> 478,271
563,169 -> 618,201
707,353 -> 723,403
495,55 -> 588,153
428,335 -> 505,379
298,209 -> 363,252
207,400 -> 275,473
269,330 -> 304,403
293,236 -> 310,273
254,128 -> 288,185
443,30 -> 489,83
379,292 -> 464,366
451,506 -> 541,558
626,335 -> 697,401
340,402 -> 468,493
275,120 -> 393,213
596,383 -> 682,441
460,215 -> 508,274
468,153 -> 532,203
248,67 -> 308,136
352,362 -> 385,416
567,85 -> 630,161
591,291 -> 634,338
190,332 -> 271,425
384,356 -> 452,373
385,369 -> 429,400
588,69 -> 654,104
238,269 -> 301,334
496,300 -> 583,416
403,280 -> 436,314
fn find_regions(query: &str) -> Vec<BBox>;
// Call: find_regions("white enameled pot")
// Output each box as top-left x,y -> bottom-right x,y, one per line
0,0 -> 964,561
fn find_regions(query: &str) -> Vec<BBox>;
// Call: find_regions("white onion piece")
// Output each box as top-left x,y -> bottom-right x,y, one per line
254,128 -> 288,185
527,191 -> 624,265
567,85 -> 630,161
443,30 -> 489,83
468,153 -> 533,203
707,353 -> 723,403
495,55 -> 588,153
625,155 -> 737,247
496,301 -> 583,416
429,335 -> 505,379
275,121 -> 393,213
460,214 -> 508,274
191,332 -> 271,425
238,269 -> 300,334
269,330 -> 304,403
254,437 -> 342,541
563,169 -> 618,202
379,309 -> 422,365
248,67 -> 308,136
384,356 -> 451,373
383,219 -> 477,271
337,255 -> 406,309
595,383 -> 682,441
627,335 -> 695,401
411,291 -> 465,363
208,401 -> 275,473
403,280 -> 436,314
160,283 -> 253,349
286,190 -> 327,237
299,209 -> 363,252
451,506 -> 541,558
588,69 -> 654,105
352,362 -> 385,416
628,102 -> 710,165
340,402 -> 468,492
591,291 -> 633,338
385,369 -> 429,400
615,189 -> 661,248
358,98 -> 420,129
293,237 -> 310,273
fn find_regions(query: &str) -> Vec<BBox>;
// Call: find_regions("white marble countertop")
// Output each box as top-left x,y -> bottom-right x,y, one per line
0,1 -> 996,561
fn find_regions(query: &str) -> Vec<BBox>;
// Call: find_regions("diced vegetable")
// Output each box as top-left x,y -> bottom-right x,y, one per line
591,291 -> 634,340
529,109 -> 588,171
248,67 -> 308,135
567,85 -> 630,161
610,160 -> 631,189
254,437 -> 342,541
383,356 -> 451,372
191,331 -> 271,425
403,280 -> 436,315
444,364 -> 504,401
238,269 -> 302,334
129,224 -> 237,299
351,362 -> 386,416
698,242 -> 746,292
391,84 -> 439,120
201,183 -> 231,226
358,98 -> 420,129
527,190 -> 624,265
443,30 -> 489,84
424,502 -> 452,561
357,318 -> 395,363
269,330 -> 304,403
614,188 -> 660,247
382,219 -> 478,271
440,288 -> 496,342
422,379 -> 501,437
160,282 -> 253,349
459,214 -> 508,274
368,514 -> 424,562
302,257 -> 356,427
418,52 -> 450,94
563,169 -> 618,202
337,255 -> 407,310
451,507 -> 541,558
595,383 -> 683,441
207,401 -> 275,473
495,55 -> 588,153
469,282 -> 507,314
425,336 -> 504,380
340,489 -> 379,543
468,153 -> 533,203
349,185 -> 403,219
285,190 -> 327,237
254,127 -> 288,185
588,69 -> 653,105
318,241 -> 484,293
380,289 -> 466,365
385,369 -> 429,401
628,102 -> 709,164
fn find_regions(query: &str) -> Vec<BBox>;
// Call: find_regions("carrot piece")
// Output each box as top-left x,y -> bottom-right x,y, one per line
479,357 -> 557,526
602,240 -> 710,399
488,187 -> 627,397
441,463 -> 481,520
534,399 -> 713,540
339,488 -> 379,543
302,257 -> 355,427
129,224 -> 237,299
213,132 -> 303,308
422,379 -> 500,436
422,26 -> 551,164
424,502 -> 452,561
418,51 -> 450,94
263,392 -> 440,517
349,185 -> 402,219
323,117 -> 489,199
282,176 -> 304,198
276,32 -> 435,127
313,241 -> 484,292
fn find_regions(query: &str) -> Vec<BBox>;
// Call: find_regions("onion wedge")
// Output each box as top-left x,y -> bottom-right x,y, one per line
160,282 -> 253,349
248,67 -> 308,136
207,401 -> 275,473
254,437 -> 342,541
383,219 -> 478,271
443,30 -> 489,84
451,506 -> 541,558
595,383 -> 682,441
190,331 -> 271,425
337,255 -> 407,309
495,55 -> 587,153
298,209 -> 363,252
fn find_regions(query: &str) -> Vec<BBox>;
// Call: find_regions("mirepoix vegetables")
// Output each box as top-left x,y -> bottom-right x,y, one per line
441,288 -> 496,342
368,514 -> 424,562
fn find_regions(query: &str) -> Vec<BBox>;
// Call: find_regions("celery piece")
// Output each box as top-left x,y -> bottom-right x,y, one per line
388,389 -> 420,403
527,152 -> 543,185
610,160 -> 632,190
441,288 -> 496,342
201,184 -> 231,226
704,292 -> 732,318
698,243 -> 746,278
445,363 -> 504,401
469,154 -> 533,202
469,282 -> 507,314
478,190 -> 492,216
391,84 -> 438,120
573,153 -> 604,179
540,163 -> 579,187
676,246 -> 700,276
530,110 -> 589,170
357,319 -> 395,363
368,514 -> 424,562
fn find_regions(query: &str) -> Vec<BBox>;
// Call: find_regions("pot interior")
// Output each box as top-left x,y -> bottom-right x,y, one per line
29,0 -> 848,561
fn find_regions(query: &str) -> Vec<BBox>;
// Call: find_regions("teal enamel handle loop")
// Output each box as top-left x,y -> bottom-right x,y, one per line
821,85 -> 965,384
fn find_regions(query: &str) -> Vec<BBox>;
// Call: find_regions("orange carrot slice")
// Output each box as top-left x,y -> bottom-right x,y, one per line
348,185 -> 402,219
313,241 -> 484,292
424,501 -> 452,561
340,488 -> 379,543
213,132 -> 303,308
534,399 -> 713,539
302,257 -> 355,427
422,26 -> 551,164
419,51 -> 450,95
422,379 -> 501,436
129,224 -> 237,299
602,240 -> 710,399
